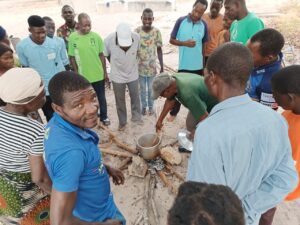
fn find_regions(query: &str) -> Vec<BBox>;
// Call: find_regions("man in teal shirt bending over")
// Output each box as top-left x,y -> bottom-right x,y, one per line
224,0 -> 264,45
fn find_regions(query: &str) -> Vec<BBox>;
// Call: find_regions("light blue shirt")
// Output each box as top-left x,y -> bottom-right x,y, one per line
52,36 -> 69,66
16,36 -> 65,95
170,15 -> 208,71
188,94 -> 298,225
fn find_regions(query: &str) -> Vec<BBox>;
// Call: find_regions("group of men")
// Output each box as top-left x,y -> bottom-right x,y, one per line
0,0 -> 300,225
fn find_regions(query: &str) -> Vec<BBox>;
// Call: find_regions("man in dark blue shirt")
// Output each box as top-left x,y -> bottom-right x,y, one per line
246,28 -> 285,110
44,71 -> 125,225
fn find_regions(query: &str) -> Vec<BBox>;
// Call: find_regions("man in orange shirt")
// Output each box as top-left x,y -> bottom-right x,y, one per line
272,65 -> 300,201
203,0 -> 224,64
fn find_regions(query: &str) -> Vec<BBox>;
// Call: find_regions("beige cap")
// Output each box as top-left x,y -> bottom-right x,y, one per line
152,73 -> 173,100
0,68 -> 44,105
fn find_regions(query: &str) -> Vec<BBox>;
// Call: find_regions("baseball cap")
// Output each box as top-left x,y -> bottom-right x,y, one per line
152,73 -> 173,100
116,23 -> 132,47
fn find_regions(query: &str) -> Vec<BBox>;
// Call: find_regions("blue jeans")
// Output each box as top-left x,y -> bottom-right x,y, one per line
139,76 -> 154,109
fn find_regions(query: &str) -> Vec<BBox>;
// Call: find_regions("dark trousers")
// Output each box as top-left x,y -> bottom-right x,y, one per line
92,80 -> 108,121
259,207 -> 277,225
170,69 -> 203,116
42,96 -> 54,121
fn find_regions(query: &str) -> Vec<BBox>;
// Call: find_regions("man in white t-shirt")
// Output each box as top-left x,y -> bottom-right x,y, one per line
104,23 -> 142,131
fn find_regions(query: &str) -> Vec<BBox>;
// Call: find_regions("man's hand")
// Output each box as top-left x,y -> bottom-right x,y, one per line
106,166 -> 125,185
103,219 -> 122,225
184,39 -> 196,48
156,119 -> 163,132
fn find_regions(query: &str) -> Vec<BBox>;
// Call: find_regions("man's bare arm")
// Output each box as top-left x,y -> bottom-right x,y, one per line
50,189 -> 121,225
69,56 -> 78,73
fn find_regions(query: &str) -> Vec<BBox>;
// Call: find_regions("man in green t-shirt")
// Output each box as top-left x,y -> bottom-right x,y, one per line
152,73 -> 218,134
224,0 -> 264,45
68,13 -> 110,126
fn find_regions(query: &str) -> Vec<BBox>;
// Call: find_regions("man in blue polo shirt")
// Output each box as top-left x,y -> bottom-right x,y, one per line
16,15 -> 65,121
44,71 -> 125,225
168,0 -> 208,121
246,28 -> 284,111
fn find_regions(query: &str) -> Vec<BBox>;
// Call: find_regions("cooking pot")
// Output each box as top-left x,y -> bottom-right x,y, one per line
136,133 -> 161,160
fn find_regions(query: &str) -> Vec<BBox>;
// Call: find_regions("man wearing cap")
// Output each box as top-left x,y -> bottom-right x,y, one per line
104,23 -> 141,131
153,72 -> 218,134
16,15 -> 66,121
68,13 -> 110,126
0,68 -> 52,224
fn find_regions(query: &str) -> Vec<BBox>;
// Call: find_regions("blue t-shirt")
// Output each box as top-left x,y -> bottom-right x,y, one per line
44,113 -> 117,222
246,53 -> 283,109
16,36 -> 65,95
171,14 -> 208,70
53,36 -> 69,66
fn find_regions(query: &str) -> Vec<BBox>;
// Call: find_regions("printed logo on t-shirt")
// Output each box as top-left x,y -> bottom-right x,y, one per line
44,128 -> 50,140
260,92 -> 278,109
98,162 -> 105,175
90,38 -> 96,46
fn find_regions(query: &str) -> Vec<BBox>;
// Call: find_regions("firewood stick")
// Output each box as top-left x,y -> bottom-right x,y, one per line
166,164 -> 185,181
133,214 -> 143,225
112,136 -> 138,154
98,123 -> 138,154
101,148 -> 133,158
118,157 -> 132,170
157,170 -> 177,195
99,139 -> 113,149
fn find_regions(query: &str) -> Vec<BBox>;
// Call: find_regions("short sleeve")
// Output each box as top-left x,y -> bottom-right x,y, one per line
59,38 -> 69,65
248,18 -> 264,39
56,28 -> 63,38
202,20 -> 209,43
51,150 -> 85,192
30,127 -> 45,156
104,37 -> 111,57
68,34 -> 75,56
156,29 -> 163,47
16,43 -> 29,67
246,75 -> 262,100
170,17 -> 184,39
97,33 -> 104,54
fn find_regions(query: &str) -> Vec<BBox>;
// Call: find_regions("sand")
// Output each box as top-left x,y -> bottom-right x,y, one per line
0,0 -> 300,224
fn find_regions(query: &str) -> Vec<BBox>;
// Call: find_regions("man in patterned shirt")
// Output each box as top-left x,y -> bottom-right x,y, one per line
135,8 -> 164,115
57,5 -> 79,48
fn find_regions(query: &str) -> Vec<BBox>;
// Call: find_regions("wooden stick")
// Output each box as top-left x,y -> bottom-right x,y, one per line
112,136 -> 138,154
166,164 -> 185,182
118,158 -> 132,170
98,123 -> 138,154
101,148 -> 133,158
133,214 -> 143,225
130,195 -> 144,206
157,170 -> 177,195
99,139 -> 113,149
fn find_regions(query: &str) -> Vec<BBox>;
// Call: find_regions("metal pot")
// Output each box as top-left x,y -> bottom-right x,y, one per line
136,133 -> 161,160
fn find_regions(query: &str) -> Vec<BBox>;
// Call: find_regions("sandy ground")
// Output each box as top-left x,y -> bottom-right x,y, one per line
1,0 -> 300,224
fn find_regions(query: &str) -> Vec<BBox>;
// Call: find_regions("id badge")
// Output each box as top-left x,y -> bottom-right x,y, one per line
47,52 -> 56,60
